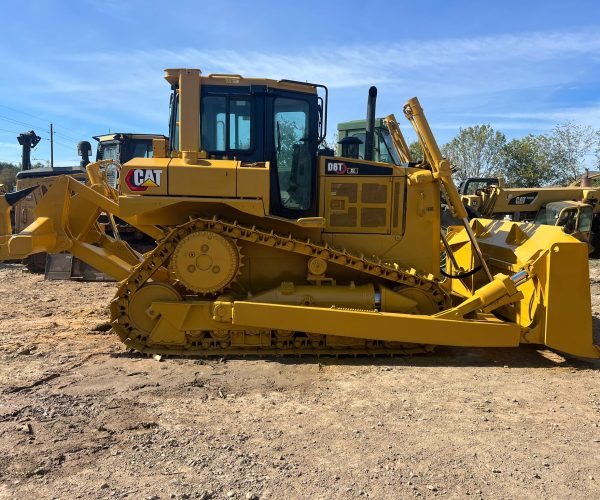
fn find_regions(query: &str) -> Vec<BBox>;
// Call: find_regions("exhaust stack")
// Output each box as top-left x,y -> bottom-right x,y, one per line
364,86 -> 377,161
17,130 -> 41,171
78,141 -> 92,168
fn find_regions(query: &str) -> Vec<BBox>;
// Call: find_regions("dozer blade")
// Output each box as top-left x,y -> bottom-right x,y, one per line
446,218 -> 598,359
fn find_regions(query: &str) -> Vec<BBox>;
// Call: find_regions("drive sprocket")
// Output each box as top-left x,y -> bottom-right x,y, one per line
169,230 -> 241,294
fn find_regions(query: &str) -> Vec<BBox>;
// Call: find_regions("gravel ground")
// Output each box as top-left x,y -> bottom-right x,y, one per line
0,262 -> 598,499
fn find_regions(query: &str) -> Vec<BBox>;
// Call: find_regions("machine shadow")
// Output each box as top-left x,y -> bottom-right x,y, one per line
265,345 -> 599,370
109,344 -> 599,370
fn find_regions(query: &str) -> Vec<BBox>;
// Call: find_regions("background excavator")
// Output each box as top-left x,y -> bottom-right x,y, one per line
0,68 -> 596,359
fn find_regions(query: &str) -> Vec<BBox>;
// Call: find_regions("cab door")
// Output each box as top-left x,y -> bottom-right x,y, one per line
267,92 -> 318,218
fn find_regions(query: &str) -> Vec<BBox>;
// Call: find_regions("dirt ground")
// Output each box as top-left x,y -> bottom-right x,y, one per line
0,262 -> 598,500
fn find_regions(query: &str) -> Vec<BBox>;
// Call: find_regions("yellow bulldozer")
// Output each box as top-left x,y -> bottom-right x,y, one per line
460,177 -> 600,254
0,68 -> 596,359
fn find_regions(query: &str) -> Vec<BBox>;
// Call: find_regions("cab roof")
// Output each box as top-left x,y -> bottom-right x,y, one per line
545,200 -> 587,210
165,69 -> 319,95
337,118 -> 387,131
93,133 -> 167,143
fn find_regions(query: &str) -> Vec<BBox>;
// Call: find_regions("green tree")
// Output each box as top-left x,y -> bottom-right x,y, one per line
0,162 -> 20,191
275,119 -> 304,171
408,140 -> 423,163
498,135 -> 555,187
548,121 -> 596,185
323,132 -> 339,153
442,125 -> 506,182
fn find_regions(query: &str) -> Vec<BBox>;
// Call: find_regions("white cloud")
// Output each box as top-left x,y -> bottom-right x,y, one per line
3,26 -> 600,160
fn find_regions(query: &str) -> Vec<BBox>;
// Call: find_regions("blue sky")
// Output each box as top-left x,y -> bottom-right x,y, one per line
1,0 -> 600,165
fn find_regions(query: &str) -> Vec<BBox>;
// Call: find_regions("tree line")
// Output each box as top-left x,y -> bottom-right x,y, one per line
2,120 -> 599,191
409,121 -> 600,187
0,162 -> 21,191
0,161 -> 46,191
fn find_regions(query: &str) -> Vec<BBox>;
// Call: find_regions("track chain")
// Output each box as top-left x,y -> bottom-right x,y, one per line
110,217 -> 450,356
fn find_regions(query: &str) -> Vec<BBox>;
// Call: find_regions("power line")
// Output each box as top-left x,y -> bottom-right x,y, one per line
0,103 -> 49,124
0,113 -> 82,145
0,127 -> 20,135
0,115 -> 79,153
55,131 -> 80,143
0,114 -> 36,129
0,103 -> 84,137
42,137 -> 74,150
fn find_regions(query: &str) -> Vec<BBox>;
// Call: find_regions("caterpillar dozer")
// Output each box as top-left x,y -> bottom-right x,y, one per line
459,177 -> 600,255
0,68 -> 597,359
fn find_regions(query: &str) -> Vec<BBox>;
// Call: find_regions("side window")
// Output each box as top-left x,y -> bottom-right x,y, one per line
229,99 -> 252,150
578,206 -> 593,233
558,209 -> 577,233
201,96 -> 252,153
99,144 -> 118,161
201,96 -> 226,151
130,141 -> 153,159
274,97 -> 311,211
98,144 -> 120,188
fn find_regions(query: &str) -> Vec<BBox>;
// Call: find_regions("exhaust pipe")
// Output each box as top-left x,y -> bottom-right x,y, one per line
364,86 -> 377,161
78,141 -> 92,168
17,131 -> 41,171
581,168 -> 591,187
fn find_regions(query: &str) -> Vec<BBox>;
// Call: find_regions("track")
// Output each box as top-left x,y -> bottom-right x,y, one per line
110,217 -> 451,356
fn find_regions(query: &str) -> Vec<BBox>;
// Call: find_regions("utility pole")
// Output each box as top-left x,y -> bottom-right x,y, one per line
50,123 -> 54,169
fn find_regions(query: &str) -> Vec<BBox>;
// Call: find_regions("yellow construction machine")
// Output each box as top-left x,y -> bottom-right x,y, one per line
460,177 -> 600,253
0,68 -> 596,359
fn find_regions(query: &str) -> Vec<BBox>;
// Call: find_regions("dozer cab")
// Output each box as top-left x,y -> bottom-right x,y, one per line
94,133 -> 168,189
336,117 -> 401,165
535,200 -> 594,242
0,68 -> 596,359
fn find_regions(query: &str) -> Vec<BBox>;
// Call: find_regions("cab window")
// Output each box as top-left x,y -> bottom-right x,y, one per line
229,99 -> 251,150
558,208 -> 577,233
201,96 -> 226,151
126,141 -> 153,160
274,97 -> 312,211
578,206 -> 593,233
201,96 -> 252,153
98,144 -> 118,161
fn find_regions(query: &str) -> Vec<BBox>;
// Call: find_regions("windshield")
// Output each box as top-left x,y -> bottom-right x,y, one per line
578,206 -> 593,233
557,208 -> 578,233
536,204 -> 563,225
377,129 -> 401,165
